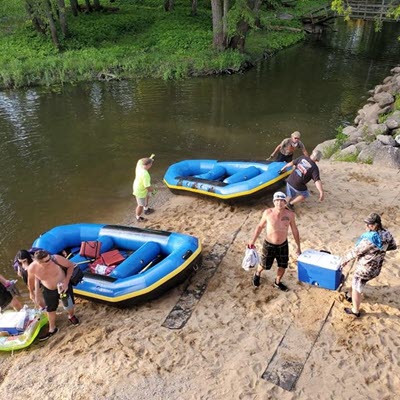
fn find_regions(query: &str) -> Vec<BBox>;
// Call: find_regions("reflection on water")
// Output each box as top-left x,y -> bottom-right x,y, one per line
0,19 -> 400,275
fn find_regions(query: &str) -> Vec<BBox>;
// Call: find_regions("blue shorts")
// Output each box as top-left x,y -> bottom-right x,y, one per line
286,182 -> 309,199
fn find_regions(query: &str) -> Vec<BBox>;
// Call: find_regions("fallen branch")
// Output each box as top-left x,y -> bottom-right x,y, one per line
269,25 -> 303,32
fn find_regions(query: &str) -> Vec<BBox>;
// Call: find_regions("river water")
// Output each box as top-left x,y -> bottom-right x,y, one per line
1,19 -> 400,277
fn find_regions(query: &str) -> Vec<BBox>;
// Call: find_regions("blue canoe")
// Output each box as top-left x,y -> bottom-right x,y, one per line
32,224 -> 202,307
163,160 -> 291,200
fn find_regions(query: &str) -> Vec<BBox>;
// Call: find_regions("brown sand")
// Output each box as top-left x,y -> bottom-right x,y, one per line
0,160 -> 399,400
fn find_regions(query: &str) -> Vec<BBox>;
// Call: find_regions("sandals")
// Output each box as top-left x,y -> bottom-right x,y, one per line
344,307 -> 360,318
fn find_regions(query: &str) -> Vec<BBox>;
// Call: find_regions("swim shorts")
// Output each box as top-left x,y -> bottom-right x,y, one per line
261,240 -> 289,270
276,153 -> 293,163
42,284 -> 75,312
286,182 -> 310,199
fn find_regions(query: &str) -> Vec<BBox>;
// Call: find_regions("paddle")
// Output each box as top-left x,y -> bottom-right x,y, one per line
138,254 -> 163,274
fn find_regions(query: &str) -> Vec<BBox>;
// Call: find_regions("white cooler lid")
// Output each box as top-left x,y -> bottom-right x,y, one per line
298,249 -> 341,271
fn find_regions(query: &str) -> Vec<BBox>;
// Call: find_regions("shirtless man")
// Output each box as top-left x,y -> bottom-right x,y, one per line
28,250 -> 80,340
248,191 -> 301,291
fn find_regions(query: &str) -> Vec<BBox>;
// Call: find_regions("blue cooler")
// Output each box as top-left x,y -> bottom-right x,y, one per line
297,250 -> 342,290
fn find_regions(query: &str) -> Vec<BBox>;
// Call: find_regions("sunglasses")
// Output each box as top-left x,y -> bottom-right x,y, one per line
39,257 -> 52,264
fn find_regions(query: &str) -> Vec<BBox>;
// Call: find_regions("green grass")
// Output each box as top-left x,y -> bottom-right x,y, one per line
394,94 -> 400,110
334,152 -> 360,162
378,94 -> 400,122
0,0 -> 323,89
322,125 -> 348,158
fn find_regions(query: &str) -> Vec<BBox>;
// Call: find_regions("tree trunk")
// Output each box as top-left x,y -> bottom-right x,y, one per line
84,0 -> 93,12
211,0 -> 226,51
164,0 -> 174,12
93,0 -> 101,11
57,0 -> 69,38
25,0 -> 46,34
43,0 -> 60,49
69,0 -> 79,16
191,0 -> 197,16
228,0 -> 261,52
222,0 -> 228,38
228,20 -> 248,52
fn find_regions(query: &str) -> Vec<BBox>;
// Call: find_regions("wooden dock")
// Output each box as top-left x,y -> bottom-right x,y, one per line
301,4 -> 335,25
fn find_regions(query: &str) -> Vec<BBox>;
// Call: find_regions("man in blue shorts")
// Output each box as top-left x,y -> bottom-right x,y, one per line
279,149 -> 324,211
248,192 -> 301,291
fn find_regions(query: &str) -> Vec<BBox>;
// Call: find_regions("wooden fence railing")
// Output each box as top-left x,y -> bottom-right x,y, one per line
302,1 -> 400,24
347,0 -> 399,21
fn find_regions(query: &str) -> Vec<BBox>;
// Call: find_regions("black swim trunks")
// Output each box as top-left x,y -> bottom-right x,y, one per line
42,284 -> 75,312
276,153 -> 293,163
0,282 -> 13,309
261,240 -> 289,270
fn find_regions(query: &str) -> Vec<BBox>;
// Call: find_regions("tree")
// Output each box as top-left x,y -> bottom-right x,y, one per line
211,0 -> 261,52
228,0 -> 261,52
211,0 -> 229,50
58,0 -> 69,38
191,0 -> 198,16
24,0 -> 111,49
25,0 -> 46,34
164,0 -> 174,12
42,0 -> 60,48
69,0 -> 79,16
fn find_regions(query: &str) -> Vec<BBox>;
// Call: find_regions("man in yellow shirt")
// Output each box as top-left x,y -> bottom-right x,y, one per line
133,157 -> 155,222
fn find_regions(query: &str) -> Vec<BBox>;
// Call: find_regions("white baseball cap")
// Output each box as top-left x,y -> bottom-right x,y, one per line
273,192 -> 287,202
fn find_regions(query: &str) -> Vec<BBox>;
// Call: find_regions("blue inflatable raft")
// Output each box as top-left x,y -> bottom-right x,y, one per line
163,160 -> 291,200
32,224 -> 202,307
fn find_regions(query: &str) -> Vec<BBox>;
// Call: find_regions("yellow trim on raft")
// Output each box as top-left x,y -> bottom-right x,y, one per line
163,171 -> 291,199
73,244 -> 202,303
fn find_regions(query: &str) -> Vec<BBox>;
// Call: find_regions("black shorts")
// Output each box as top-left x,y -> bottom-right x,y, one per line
276,153 -> 293,163
0,283 -> 12,309
42,284 -> 75,312
261,240 -> 289,270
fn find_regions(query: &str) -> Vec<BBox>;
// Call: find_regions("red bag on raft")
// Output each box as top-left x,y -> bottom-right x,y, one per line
80,241 -> 102,259
89,249 -> 125,276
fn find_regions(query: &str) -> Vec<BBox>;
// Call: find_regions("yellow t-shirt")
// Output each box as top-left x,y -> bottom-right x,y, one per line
133,162 -> 151,198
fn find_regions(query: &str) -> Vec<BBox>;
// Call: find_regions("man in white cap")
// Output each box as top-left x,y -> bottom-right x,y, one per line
248,191 -> 301,291
268,131 -> 309,162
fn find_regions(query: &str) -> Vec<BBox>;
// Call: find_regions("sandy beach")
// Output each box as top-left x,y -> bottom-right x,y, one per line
1,160 -> 399,400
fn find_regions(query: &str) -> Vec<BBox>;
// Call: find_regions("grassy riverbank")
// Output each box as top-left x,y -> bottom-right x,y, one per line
0,0 -> 327,89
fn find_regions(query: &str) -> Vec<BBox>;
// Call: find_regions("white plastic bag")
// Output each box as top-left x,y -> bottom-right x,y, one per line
241,247 -> 260,271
